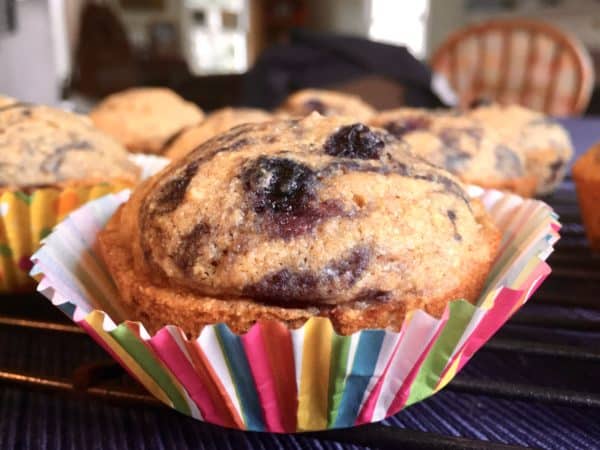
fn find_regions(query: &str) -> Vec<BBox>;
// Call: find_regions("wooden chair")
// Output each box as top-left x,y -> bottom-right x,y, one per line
431,18 -> 594,115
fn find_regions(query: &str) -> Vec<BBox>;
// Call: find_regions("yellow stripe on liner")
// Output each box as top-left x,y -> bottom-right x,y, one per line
297,317 -> 333,431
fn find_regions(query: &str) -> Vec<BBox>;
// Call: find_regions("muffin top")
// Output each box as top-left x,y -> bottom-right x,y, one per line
119,113 -> 498,309
573,142 -> 600,182
90,87 -> 204,154
468,103 -> 572,155
370,108 -> 528,188
0,95 -> 17,108
277,89 -> 376,122
0,102 -> 139,188
165,107 -> 272,160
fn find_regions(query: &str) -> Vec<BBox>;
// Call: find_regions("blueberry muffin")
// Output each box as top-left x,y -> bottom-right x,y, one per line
0,101 -> 139,291
90,87 -> 204,154
164,107 -> 272,160
469,103 -> 573,195
573,143 -> 600,251
277,89 -> 376,122
0,102 -> 139,188
370,108 -> 537,197
98,113 -> 500,336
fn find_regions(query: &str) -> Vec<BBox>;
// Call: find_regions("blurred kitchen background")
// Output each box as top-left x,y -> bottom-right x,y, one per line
2,0 -> 600,114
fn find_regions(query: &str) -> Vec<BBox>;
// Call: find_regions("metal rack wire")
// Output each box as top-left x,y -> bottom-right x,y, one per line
0,177 -> 598,449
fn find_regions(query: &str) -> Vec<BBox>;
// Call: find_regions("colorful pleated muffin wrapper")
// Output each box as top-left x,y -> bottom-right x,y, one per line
30,186 -> 559,432
0,154 -> 169,292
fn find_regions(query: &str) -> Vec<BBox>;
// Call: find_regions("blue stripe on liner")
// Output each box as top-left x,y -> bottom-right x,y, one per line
214,323 -> 266,431
332,330 -> 385,428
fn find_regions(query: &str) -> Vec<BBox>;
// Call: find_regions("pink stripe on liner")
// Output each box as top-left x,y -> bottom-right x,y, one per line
149,328 -> 236,428
384,310 -> 450,417
241,325 -> 286,432
353,331 -> 404,425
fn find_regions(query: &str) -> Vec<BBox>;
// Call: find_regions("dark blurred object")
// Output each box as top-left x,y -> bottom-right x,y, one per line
242,29 -> 446,110
432,18 -> 594,116
262,0 -> 307,45
148,21 -> 179,58
72,3 -> 137,98
118,0 -> 164,11
0,0 -> 17,33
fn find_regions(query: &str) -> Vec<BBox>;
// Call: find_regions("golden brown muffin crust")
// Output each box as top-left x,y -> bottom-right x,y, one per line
164,107 -> 272,160
90,87 -> 204,154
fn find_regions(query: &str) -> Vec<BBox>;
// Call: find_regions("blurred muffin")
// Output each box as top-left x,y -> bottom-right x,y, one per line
0,95 -> 18,109
0,101 -> 139,291
90,87 -> 204,154
277,89 -> 376,122
370,108 -> 537,197
572,143 -> 600,251
469,104 -> 573,195
0,102 -> 139,188
98,113 -> 500,336
164,107 -> 272,160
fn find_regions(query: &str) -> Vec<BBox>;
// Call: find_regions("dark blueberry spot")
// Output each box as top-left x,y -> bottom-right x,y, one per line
153,161 -> 199,214
547,158 -> 565,184
494,145 -> 523,176
324,246 -> 370,288
226,137 -> 251,151
173,222 -> 210,271
469,97 -> 492,108
242,156 -> 317,214
444,149 -> 471,172
41,140 -> 93,174
243,246 -> 371,306
324,124 -> 384,160
447,209 -> 462,241
439,127 -> 482,150
384,117 -> 430,138
353,289 -> 391,303
244,269 -> 319,306
304,99 -> 327,115
414,173 -> 470,207
262,199 -> 345,239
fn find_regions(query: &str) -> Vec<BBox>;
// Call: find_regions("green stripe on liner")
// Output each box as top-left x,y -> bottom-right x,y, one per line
39,227 -> 52,240
14,191 -> 32,205
109,324 -> 191,415
0,244 -> 12,257
405,300 -> 476,406
327,334 -> 352,427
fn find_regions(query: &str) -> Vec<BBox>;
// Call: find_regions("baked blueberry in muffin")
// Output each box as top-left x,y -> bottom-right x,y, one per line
99,113 -> 500,336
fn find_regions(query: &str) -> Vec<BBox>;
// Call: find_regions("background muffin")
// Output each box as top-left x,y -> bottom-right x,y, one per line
468,103 -> 573,195
164,107 -> 272,160
370,108 -> 537,197
0,101 -> 140,291
0,102 -> 138,188
90,87 -> 204,154
99,113 -> 500,336
277,89 -> 376,121
572,143 -> 600,251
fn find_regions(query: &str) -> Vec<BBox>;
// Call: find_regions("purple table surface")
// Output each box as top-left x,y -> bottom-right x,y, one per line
1,119 -> 599,450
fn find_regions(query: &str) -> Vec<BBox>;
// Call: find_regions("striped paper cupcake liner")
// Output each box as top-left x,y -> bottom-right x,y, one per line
0,154 -> 169,293
30,187 -> 560,432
